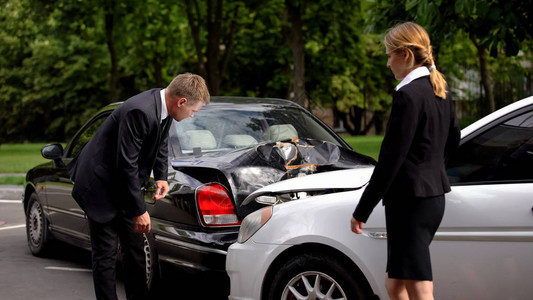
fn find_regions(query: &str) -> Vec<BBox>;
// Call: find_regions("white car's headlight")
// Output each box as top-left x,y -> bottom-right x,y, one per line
237,206 -> 273,243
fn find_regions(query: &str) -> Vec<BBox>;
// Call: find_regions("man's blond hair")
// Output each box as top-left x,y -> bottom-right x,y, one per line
167,73 -> 210,105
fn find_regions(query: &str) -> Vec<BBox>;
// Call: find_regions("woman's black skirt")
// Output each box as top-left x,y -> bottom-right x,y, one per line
384,194 -> 445,281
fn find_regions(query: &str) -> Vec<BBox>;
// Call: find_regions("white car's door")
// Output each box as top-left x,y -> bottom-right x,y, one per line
433,183 -> 533,299
433,105 -> 533,299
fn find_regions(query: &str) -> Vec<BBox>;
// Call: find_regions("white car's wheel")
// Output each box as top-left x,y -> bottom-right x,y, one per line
268,252 -> 367,300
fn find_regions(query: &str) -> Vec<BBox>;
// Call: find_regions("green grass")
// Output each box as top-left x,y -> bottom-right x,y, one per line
0,143 -> 50,185
0,143 -> 49,173
342,135 -> 383,160
0,176 -> 26,185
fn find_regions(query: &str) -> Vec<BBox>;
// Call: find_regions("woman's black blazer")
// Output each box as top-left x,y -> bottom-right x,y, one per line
353,76 -> 461,223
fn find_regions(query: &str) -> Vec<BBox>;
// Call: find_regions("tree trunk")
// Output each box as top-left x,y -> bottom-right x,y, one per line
472,36 -> 495,117
285,0 -> 308,109
185,0 -> 231,96
105,1 -> 118,103
154,55 -> 163,88
205,0 -> 222,95
185,0 -> 206,78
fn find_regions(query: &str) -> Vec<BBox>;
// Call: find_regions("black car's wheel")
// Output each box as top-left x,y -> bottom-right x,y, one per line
26,192 -> 51,256
267,252 -> 366,300
143,233 -> 160,292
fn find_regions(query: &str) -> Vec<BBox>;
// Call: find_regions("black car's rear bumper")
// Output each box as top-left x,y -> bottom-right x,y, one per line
151,218 -> 239,276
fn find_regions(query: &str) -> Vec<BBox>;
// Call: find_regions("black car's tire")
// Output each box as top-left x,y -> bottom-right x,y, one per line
143,233 -> 160,293
26,192 -> 51,256
267,252 -> 366,300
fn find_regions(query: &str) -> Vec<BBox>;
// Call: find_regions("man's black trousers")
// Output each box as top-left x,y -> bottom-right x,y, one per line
88,213 -> 148,300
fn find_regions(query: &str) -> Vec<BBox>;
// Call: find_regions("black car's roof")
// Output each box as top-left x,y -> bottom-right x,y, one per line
208,96 -> 299,106
100,96 -> 300,112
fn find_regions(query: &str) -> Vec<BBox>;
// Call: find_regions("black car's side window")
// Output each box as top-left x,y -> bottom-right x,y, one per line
447,110 -> 533,184
67,114 -> 108,158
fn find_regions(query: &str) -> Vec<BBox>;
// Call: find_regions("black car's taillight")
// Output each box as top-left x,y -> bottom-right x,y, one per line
196,183 -> 241,227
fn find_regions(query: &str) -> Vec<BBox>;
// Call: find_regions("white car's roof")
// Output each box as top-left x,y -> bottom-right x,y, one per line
460,96 -> 533,138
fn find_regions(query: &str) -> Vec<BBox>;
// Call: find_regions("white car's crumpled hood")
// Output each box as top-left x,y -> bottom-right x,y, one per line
241,166 -> 375,205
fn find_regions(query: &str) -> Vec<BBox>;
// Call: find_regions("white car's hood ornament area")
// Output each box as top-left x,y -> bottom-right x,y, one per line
241,166 -> 374,206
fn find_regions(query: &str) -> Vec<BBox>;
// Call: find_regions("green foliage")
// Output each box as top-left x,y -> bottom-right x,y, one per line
0,0 -> 110,143
366,0 -> 532,120
122,0 -> 191,89
222,0 -> 288,97
0,0 -> 531,143
302,0 -> 394,122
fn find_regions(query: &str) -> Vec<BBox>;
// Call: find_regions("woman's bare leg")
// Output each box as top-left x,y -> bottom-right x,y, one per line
386,273 -> 434,300
385,274 -> 409,300
404,280 -> 434,300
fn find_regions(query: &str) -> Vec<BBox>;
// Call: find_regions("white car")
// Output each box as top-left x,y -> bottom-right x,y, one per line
226,96 -> 533,300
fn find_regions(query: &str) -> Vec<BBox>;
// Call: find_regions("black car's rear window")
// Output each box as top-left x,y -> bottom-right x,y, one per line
168,103 -> 343,157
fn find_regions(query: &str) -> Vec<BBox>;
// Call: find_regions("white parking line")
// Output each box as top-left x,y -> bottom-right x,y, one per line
45,266 -> 92,272
0,200 -> 21,203
0,224 -> 25,231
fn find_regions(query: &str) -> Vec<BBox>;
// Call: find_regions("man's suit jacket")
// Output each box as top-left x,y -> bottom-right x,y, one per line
353,76 -> 461,223
68,88 -> 172,223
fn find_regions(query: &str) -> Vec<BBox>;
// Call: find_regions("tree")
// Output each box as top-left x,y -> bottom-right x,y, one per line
1,0 -> 531,143
0,0 -> 38,143
301,1 -> 392,134
103,0 -> 120,102
122,0 -> 191,90
220,0 -> 288,98
183,0 -> 247,95
451,0 -> 532,116
0,0 -> 110,142
368,0 -> 533,117
283,0 -> 308,108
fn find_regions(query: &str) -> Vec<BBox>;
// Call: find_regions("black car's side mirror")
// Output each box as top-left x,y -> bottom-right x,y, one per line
41,144 -> 65,168
41,143 -> 63,159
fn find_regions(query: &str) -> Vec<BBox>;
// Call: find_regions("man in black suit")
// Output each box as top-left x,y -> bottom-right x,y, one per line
68,73 -> 210,300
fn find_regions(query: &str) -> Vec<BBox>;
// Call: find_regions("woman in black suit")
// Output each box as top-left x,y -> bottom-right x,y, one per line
351,22 -> 461,300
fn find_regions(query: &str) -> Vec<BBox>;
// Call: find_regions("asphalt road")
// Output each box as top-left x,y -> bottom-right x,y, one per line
0,186 -> 228,300
0,187 -> 106,299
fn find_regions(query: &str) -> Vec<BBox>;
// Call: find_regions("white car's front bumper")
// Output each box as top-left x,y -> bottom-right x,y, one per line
226,241 -> 291,300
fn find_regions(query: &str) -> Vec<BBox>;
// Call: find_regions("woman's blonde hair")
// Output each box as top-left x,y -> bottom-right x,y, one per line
384,22 -> 447,98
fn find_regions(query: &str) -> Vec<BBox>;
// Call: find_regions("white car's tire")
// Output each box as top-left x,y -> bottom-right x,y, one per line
267,252 -> 367,300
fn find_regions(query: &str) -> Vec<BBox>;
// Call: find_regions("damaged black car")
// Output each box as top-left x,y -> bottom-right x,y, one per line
23,97 -> 375,293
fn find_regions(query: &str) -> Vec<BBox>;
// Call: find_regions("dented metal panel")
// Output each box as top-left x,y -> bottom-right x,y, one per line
170,138 -> 375,208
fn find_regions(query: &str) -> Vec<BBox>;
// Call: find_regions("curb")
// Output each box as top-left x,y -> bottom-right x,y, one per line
0,185 -> 24,201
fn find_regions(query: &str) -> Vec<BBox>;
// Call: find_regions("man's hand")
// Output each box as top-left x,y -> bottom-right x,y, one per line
134,211 -> 151,233
350,217 -> 364,234
153,180 -> 169,200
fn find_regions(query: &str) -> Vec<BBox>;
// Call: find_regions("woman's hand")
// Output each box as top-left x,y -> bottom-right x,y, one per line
351,217 -> 364,234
